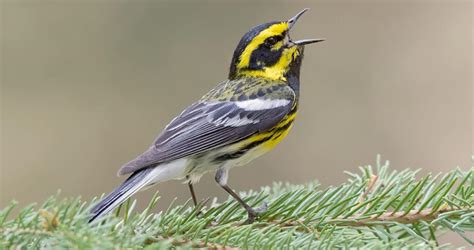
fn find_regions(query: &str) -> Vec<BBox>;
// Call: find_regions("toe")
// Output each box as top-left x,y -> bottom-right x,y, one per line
254,202 -> 269,214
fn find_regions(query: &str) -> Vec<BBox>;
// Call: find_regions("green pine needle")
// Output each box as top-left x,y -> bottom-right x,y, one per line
1,156 -> 473,249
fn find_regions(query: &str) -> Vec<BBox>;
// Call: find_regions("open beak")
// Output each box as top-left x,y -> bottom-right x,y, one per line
287,8 -> 325,46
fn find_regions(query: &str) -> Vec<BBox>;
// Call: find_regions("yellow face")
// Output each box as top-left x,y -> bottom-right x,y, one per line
228,22 -> 301,81
228,9 -> 323,82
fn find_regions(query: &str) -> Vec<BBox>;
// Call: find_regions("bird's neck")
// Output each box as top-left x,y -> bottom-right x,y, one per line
286,74 -> 300,99
284,53 -> 304,99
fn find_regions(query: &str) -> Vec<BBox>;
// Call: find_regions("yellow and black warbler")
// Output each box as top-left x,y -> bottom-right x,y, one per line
90,8 -> 323,224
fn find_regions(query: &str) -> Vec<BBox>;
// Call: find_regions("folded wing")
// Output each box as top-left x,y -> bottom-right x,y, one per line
118,99 -> 293,176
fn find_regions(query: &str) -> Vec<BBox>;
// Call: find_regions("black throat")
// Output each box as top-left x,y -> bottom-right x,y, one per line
284,47 -> 304,98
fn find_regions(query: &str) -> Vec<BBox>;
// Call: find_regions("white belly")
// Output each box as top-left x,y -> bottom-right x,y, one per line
143,138 -> 273,187
184,141 -> 271,184
142,158 -> 190,189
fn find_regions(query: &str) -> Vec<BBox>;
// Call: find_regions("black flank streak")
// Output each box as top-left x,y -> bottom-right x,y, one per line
212,135 -> 272,163
274,119 -> 294,134
237,94 -> 247,101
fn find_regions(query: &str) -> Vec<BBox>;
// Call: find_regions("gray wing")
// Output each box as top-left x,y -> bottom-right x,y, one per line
118,100 -> 293,176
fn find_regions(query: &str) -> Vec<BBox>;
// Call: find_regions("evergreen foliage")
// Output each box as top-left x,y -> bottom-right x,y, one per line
1,157 -> 473,249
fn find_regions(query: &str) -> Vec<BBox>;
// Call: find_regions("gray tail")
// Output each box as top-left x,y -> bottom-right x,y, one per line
88,167 -> 155,223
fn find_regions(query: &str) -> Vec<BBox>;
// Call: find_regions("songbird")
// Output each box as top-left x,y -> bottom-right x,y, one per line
89,8 -> 323,224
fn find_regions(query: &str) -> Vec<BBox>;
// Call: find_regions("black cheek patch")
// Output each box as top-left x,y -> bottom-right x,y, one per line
248,46 -> 283,70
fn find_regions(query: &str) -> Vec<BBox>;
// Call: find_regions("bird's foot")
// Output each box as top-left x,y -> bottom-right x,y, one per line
243,202 -> 268,224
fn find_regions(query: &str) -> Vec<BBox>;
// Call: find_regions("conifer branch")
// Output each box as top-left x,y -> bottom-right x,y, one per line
331,207 -> 468,226
1,156 -> 473,249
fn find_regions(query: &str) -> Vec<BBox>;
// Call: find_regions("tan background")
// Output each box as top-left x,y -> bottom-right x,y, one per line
1,0 -> 473,245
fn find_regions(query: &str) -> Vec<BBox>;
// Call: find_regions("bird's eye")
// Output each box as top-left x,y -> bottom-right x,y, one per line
265,37 -> 278,47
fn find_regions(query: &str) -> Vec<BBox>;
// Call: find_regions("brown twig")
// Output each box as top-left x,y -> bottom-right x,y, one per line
148,236 -> 240,250
329,206 -> 465,226
255,206 -> 469,231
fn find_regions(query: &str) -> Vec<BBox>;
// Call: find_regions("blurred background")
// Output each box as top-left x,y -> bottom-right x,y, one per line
1,0 -> 472,243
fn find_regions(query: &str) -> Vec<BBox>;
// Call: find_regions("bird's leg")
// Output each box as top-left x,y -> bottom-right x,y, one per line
186,175 -> 198,207
186,175 -> 208,218
215,167 -> 267,224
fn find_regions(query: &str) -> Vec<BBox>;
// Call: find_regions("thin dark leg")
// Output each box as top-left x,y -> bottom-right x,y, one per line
220,183 -> 258,223
186,175 -> 198,207
215,168 -> 264,224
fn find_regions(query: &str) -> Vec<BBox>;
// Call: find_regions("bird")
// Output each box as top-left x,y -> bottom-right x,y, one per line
89,8 -> 323,224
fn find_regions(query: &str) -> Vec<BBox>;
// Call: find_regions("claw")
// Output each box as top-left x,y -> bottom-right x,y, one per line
254,202 -> 268,214
243,202 -> 269,224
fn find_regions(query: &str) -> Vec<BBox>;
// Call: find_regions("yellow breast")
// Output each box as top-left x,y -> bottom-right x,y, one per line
226,110 -> 297,167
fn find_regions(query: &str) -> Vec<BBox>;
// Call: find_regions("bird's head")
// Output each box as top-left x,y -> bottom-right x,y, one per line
228,8 -> 323,81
